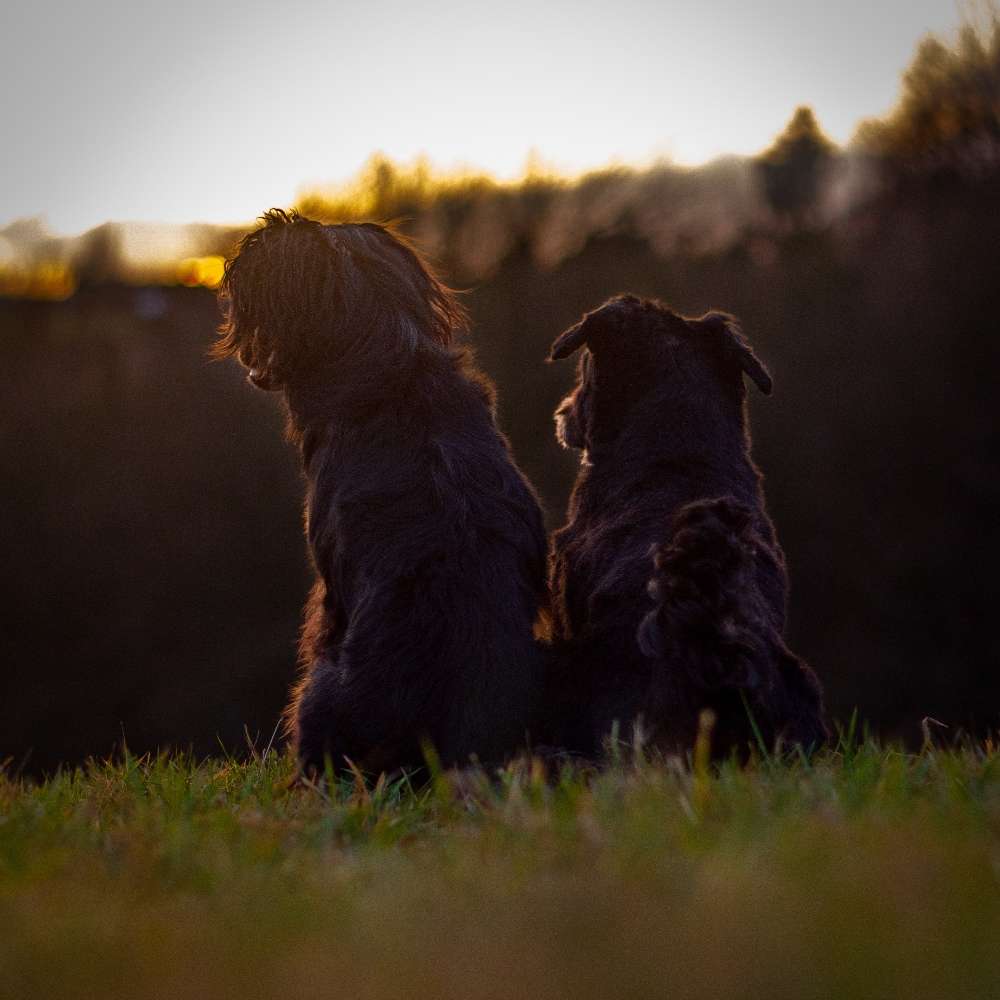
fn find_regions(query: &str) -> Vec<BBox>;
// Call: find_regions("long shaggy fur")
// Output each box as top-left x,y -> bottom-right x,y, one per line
217,210 -> 548,776
546,293 -> 826,757
637,498 -> 827,753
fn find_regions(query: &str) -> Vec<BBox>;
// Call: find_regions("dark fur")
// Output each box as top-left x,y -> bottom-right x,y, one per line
637,498 -> 826,752
216,210 -> 548,776
546,293 -> 826,756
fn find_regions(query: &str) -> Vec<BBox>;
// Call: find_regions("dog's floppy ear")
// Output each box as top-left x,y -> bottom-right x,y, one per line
691,311 -> 773,394
549,316 -> 592,361
549,296 -> 637,361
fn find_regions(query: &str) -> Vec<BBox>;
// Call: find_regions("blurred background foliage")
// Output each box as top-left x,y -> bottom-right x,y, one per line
2,20 -> 999,772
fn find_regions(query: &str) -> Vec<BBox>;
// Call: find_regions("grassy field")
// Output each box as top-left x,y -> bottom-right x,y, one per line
2,730 -> 999,1000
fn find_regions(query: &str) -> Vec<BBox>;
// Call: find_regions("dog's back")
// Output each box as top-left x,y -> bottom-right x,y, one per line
295,355 -> 549,772
546,458 -> 788,755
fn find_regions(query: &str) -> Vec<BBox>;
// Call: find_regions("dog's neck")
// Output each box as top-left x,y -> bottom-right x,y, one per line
282,339 -> 490,460
581,387 -> 760,498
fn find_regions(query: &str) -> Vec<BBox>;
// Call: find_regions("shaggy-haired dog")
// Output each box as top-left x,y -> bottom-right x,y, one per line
216,210 -> 548,777
546,294 -> 826,757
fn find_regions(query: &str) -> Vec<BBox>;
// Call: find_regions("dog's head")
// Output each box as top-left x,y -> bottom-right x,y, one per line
215,209 -> 466,390
550,294 -> 771,454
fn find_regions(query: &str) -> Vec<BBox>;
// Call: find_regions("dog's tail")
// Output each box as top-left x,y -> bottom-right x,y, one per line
638,497 -> 761,675
638,497 -> 826,753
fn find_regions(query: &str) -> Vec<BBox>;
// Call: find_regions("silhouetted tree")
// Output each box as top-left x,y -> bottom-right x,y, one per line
756,106 -> 837,225
73,222 -> 123,286
855,20 -> 1000,176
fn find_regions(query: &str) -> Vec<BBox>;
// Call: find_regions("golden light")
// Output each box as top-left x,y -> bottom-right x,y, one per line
0,262 -> 77,301
176,256 -> 225,289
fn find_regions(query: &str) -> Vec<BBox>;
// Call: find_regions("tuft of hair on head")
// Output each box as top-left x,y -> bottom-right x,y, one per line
213,209 -> 467,390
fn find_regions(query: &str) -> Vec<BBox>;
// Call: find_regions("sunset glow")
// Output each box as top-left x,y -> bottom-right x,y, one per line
0,261 -> 76,300
0,0 -> 971,235
176,255 -> 225,289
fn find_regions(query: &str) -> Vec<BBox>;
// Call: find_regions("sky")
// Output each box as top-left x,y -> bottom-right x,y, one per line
0,0 -> 968,235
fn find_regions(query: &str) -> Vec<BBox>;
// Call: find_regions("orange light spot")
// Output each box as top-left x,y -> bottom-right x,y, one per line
176,256 -> 225,288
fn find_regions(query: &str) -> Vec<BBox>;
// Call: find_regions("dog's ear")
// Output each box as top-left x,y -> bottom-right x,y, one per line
549,296 -> 637,361
549,316 -> 592,361
690,311 -> 773,394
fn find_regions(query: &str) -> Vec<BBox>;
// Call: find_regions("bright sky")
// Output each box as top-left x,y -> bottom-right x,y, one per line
1,0 -> 965,235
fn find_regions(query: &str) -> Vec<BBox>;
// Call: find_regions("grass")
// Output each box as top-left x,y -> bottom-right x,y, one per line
2,733 -> 999,1000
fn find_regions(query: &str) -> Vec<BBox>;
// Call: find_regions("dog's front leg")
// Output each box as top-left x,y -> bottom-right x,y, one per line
291,655 -> 346,780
